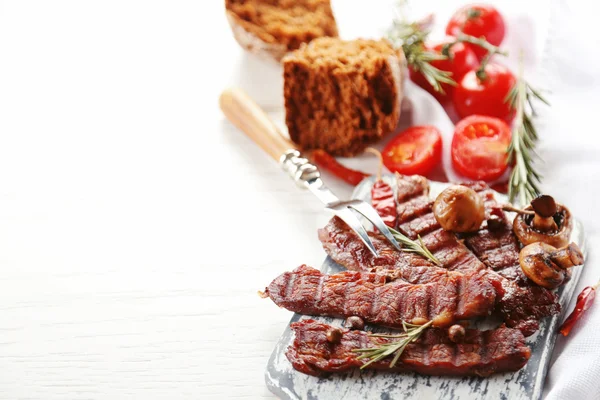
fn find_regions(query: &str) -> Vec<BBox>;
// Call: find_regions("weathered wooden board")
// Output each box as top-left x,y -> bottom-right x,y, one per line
265,176 -> 586,400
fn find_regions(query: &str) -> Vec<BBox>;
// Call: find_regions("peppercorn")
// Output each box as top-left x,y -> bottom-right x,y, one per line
326,328 -> 343,344
343,316 -> 365,331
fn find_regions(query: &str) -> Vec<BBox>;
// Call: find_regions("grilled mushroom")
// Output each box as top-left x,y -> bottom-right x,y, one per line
519,242 -> 584,289
512,195 -> 572,248
433,186 -> 485,233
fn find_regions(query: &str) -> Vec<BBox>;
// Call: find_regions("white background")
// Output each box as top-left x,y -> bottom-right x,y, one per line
0,1 -> 598,399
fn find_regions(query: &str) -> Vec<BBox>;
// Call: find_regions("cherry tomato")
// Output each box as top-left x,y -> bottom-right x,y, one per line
409,40 -> 479,102
382,126 -> 442,176
451,115 -> 511,181
453,63 -> 516,122
446,4 -> 506,59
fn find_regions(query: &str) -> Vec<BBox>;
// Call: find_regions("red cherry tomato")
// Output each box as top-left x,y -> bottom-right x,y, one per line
382,126 -> 442,176
446,4 -> 506,59
409,40 -> 479,101
453,63 -> 516,122
451,115 -> 511,181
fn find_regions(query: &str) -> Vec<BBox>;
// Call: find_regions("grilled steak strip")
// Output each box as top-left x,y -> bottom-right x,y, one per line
286,319 -> 531,377
320,216 -> 437,274
393,175 -> 559,336
264,265 -> 496,328
458,182 -> 561,334
319,212 -> 558,336
460,181 -> 529,284
395,175 -> 488,274
319,216 -> 497,303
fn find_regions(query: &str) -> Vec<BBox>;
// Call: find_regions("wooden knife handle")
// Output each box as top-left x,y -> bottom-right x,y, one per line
219,88 -> 295,161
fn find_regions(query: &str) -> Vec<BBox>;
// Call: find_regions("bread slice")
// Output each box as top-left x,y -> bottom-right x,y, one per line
283,37 -> 405,156
225,0 -> 338,61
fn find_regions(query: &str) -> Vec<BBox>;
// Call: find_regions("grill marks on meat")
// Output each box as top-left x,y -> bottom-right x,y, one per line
395,176 -> 487,275
319,216 -> 497,312
286,319 -> 531,377
493,280 -> 560,335
319,216 -> 434,274
393,175 -> 559,336
458,182 -> 561,335
264,265 -> 496,328
460,182 -> 528,284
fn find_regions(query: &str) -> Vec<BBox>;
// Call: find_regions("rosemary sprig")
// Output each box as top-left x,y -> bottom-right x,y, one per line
442,34 -> 508,80
388,226 -> 441,266
388,1 -> 513,92
387,19 -> 455,94
352,320 -> 434,369
505,61 -> 549,205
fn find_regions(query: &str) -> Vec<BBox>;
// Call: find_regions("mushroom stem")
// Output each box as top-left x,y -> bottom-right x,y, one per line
502,204 -> 535,216
530,195 -> 559,232
549,243 -> 584,270
532,214 -> 558,232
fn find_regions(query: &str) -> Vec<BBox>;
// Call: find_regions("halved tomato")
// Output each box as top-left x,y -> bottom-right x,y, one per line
382,126 -> 443,176
451,115 -> 511,181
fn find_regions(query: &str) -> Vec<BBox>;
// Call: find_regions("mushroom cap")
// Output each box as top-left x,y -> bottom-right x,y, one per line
531,195 -> 557,218
519,242 -> 565,289
433,186 -> 485,233
513,204 -> 572,247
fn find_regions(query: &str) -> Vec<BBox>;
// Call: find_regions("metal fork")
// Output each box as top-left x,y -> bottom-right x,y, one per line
219,88 -> 401,256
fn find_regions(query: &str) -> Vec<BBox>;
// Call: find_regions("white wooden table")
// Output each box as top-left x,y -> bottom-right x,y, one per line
0,1 -> 599,399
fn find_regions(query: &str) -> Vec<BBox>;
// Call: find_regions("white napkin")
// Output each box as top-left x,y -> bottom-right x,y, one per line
536,2 -> 600,399
229,1 -> 600,397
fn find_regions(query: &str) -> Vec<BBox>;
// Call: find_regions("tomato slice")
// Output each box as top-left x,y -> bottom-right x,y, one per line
382,126 -> 442,176
451,115 -> 511,181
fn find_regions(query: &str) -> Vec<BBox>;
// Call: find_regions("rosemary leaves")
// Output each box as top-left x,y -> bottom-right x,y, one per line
506,63 -> 549,205
387,20 -> 455,94
352,320 -> 434,369
388,226 -> 441,266
442,34 -> 508,80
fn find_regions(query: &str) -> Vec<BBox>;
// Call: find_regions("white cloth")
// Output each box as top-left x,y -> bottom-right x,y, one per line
233,1 -> 600,398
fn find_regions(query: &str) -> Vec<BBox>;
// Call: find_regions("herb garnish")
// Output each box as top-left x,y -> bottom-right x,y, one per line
387,19 -> 455,94
506,60 -> 549,205
388,226 -> 441,266
352,320 -> 434,369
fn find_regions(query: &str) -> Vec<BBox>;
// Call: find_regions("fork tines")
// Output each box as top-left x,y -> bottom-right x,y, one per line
326,200 -> 401,256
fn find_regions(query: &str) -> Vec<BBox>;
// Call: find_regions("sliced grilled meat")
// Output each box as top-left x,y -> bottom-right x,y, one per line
460,182 -> 529,284
459,182 -> 562,335
395,177 -> 489,275
286,319 -> 531,377
319,216 -> 435,274
393,175 -> 560,336
264,265 -> 496,328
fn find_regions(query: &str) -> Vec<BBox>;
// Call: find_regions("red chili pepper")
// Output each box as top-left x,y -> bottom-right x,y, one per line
559,284 -> 597,337
366,148 -> 397,228
311,149 -> 369,186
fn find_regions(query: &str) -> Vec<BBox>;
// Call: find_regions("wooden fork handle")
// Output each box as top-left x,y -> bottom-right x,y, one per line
219,87 -> 295,161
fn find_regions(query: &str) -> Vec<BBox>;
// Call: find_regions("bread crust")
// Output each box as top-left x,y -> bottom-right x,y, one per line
225,0 -> 338,62
225,10 -> 288,62
283,38 -> 405,156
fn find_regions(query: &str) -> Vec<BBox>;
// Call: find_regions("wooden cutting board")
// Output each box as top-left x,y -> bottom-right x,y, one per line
265,176 -> 586,400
